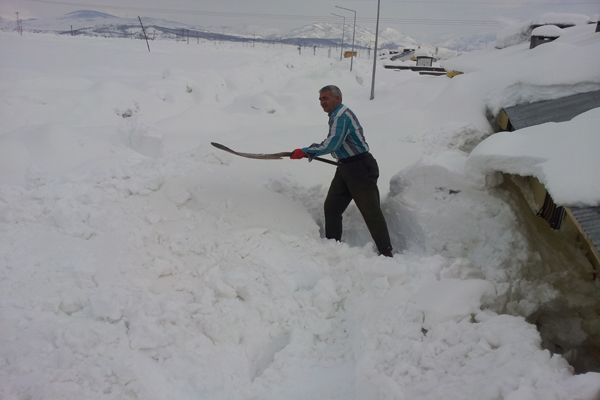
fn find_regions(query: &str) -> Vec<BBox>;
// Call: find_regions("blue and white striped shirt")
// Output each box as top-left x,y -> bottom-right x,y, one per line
302,104 -> 369,160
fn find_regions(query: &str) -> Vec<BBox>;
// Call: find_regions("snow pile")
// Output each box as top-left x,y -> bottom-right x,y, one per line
1,28 -> 600,400
467,108 -> 600,206
532,25 -> 563,38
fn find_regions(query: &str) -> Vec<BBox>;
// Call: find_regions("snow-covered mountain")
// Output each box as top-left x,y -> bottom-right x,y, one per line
378,27 -> 418,49
280,23 -> 342,40
437,33 -> 497,52
1,10 -> 265,41
204,24 -> 282,39
2,10 -> 193,38
60,10 -> 115,20
280,23 -> 418,49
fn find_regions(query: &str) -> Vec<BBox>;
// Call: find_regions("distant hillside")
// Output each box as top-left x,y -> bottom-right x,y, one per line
438,33 -> 497,52
60,10 -> 117,20
0,9 -> 468,54
280,23 -> 418,49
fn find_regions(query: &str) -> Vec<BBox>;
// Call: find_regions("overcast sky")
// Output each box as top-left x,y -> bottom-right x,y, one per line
2,0 -> 599,40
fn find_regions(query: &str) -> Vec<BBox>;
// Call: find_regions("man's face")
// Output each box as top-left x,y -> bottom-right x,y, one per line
319,91 -> 342,113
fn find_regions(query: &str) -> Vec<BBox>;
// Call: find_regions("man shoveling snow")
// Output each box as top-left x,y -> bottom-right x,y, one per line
291,85 -> 393,257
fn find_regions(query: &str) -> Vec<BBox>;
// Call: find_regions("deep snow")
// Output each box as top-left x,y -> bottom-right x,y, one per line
1,26 -> 600,400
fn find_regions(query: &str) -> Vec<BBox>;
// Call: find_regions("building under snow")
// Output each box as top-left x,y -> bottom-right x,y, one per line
495,12 -> 593,49
490,91 -> 600,277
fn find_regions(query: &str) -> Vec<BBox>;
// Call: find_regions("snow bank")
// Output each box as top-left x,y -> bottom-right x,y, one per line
467,108 -> 600,206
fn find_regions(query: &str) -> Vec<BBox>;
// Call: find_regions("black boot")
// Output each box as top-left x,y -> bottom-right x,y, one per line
379,247 -> 393,257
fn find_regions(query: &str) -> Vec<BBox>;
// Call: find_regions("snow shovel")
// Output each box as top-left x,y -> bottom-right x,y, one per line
211,142 -> 339,166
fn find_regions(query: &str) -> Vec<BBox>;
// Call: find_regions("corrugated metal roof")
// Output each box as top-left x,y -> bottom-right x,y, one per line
503,90 -> 600,130
570,206 -> 600,255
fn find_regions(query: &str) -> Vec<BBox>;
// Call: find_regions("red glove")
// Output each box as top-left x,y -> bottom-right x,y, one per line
290,149 -> 307,159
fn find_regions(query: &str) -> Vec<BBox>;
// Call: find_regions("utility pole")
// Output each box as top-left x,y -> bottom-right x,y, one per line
335,5 -> 357,71
370,0 -> 381,100
331,13 -> 345,61
137,16 -> 151,53
16,11 -> 23,36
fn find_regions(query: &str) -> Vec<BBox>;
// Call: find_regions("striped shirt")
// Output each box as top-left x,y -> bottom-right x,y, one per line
302,103 -> 369,160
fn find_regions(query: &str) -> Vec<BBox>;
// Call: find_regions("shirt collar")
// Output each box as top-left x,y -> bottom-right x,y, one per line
328,103 -> 344,117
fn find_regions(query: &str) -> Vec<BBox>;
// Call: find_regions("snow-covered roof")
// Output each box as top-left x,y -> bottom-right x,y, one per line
468,107 -> 600,206
500,90 -> 600,131
531,25 -> 563,38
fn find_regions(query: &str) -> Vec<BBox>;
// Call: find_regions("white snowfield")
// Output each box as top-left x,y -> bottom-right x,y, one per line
1,22 -> 600,400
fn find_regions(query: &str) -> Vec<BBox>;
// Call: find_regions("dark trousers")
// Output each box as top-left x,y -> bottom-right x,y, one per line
324,153 -> 392,255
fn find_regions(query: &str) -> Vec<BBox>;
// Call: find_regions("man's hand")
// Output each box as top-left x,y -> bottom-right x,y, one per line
290,149 -> 307,159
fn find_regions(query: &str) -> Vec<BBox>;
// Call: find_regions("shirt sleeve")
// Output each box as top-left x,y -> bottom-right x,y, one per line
302,113 -> 349,157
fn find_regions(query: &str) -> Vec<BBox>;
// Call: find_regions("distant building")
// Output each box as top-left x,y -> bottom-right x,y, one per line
383,48 -> 446,76
415,48 -> 434,67
416,56 -> 434,67
389,48 -> 415,62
